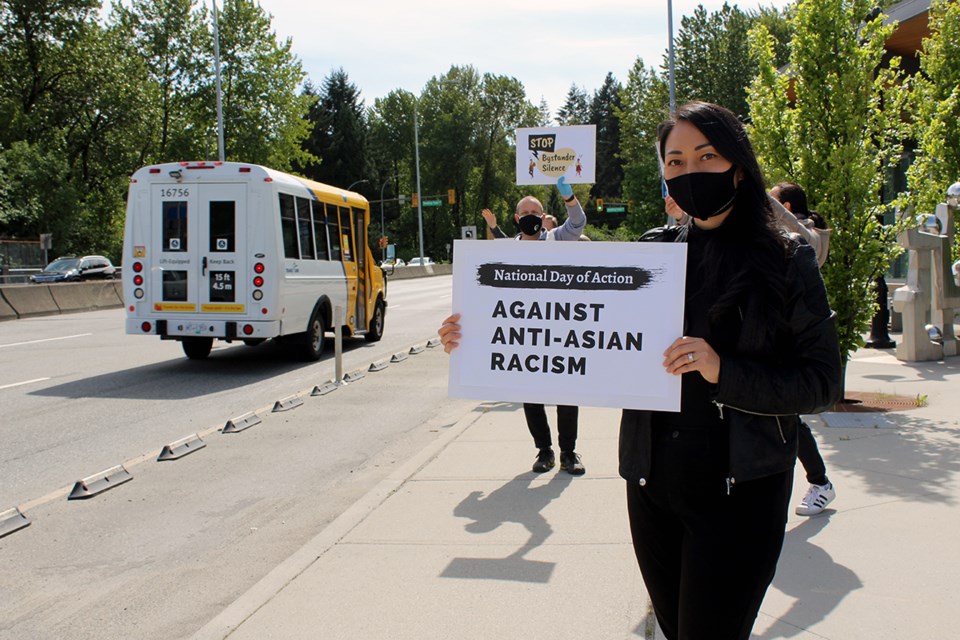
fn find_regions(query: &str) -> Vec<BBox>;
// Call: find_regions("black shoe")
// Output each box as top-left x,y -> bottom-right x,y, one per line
532,448 -> 555,473
560,451 -> 585,475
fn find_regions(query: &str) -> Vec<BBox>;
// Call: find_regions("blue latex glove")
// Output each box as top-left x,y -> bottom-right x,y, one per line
557,176 -> 574,199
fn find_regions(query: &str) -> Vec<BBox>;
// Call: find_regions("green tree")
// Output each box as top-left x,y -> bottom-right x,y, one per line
192,0 -> 312,169
589,73 -> 623,207
672,3 -> 755,116
297,70 -> 368,189
749,0 -> 909,369
109,0 -> 204,163
902,0 -> 960,258
557,84 -> 590,126
617,58 -> 670,236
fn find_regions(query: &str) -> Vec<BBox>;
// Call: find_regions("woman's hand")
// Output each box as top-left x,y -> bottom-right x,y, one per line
663,336 -> 720,384
438,313 -> 462,354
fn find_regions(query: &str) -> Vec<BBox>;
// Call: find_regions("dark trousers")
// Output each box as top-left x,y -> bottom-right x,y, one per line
522,403 -> 578,452
626,427 -> 793,640
797,419 -> 829,485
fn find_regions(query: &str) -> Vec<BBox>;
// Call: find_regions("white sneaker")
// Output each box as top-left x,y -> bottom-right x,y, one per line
796,482 -> 836,516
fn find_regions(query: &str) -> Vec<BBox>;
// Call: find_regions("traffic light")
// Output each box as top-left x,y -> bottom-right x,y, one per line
411,192 -> 418,208
596,198 -> 604,212
448,188 -> 456,205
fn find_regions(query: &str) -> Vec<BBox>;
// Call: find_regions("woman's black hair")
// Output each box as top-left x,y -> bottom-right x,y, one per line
658,101 -> 790,347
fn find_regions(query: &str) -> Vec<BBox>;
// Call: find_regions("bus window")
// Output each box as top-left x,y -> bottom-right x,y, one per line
312,201 -> 330,261
325,203 -> 341,260
339,206 -> 353,262
279,193 -> 298,259
296,196 -> 315,259
163,201 -> 188,252
209,201 -> 235,252
163,270 -> 188,301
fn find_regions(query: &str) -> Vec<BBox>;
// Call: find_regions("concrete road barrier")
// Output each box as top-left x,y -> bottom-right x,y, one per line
0,290 -> 19,320
0,284 -> 61,318
48,281 -> 124,313
385,264 -> 452,280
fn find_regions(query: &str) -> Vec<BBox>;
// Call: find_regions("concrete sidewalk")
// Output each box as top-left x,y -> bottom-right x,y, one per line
193,346 -> 960,640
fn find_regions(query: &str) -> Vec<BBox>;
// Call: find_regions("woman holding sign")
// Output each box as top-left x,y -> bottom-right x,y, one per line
620,101 -> 841,640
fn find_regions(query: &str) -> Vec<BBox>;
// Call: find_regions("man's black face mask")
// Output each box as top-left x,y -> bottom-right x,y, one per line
517,214 -> 543,236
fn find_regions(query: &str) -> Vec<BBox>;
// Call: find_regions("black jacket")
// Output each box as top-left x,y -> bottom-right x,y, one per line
618,225 -> 842,490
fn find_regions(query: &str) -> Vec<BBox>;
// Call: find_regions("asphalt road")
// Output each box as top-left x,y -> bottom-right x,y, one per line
0,274 -> 472,640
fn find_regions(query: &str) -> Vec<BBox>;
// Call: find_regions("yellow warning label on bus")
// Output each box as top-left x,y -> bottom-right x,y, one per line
154,303 -> 197,312
201,303 -> 245,313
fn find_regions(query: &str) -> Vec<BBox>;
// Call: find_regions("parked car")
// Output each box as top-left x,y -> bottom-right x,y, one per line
407,257 -> 435,267
30,255 -> 116,283
381,258 -> 406,267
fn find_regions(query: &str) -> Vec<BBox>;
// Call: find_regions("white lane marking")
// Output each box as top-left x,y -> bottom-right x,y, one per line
0,333 -> 93,348
0,377 -> 51,390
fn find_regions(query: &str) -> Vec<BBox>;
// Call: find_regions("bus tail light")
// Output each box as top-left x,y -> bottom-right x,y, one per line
133,274 -> 144,286
242,324 -> 254,335
141,322 -> 152,333
132,262 -> 143,272
253,276 -> 264,287
254,262 -> 265,273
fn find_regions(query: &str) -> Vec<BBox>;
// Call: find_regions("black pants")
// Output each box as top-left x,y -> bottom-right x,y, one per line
522,403 -> 578,452
797,419 -> 829,485
626,427 -> 793,640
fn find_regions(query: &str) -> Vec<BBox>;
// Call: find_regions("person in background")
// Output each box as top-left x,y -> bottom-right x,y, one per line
475,177 -> 587,475
769,181 -> 837,516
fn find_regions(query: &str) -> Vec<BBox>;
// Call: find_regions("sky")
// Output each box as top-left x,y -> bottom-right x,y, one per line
262,0 -> 792,119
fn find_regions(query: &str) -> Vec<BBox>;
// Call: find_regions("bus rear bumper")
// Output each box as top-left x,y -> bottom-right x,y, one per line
126,317 -> 281,339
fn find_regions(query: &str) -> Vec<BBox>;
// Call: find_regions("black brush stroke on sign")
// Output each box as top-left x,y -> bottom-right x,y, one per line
476,263 -> 655,291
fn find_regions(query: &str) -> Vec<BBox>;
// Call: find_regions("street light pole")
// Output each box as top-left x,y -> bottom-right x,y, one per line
667,0 -> 676,114
413,100 -> 425,263
346,179 -> 369,192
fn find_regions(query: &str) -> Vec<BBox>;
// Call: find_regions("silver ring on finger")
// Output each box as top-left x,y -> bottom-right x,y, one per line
687,352 -> 695,363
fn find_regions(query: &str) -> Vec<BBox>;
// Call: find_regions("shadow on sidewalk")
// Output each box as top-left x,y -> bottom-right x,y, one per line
441,471 -> 573,583
822,412 -> 960,505
755,514 -> 862,639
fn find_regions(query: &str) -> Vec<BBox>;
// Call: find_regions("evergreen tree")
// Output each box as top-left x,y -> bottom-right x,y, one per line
589,73 -> 623,206
298,69 -> 368,189
557,84 -> 590,126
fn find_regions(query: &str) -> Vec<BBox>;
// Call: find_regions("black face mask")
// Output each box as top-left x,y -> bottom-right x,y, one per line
666,166 -> 739,221
517,214 -> 543,236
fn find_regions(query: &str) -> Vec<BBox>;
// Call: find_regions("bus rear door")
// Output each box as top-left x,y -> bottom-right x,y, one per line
151,182 -> 247,322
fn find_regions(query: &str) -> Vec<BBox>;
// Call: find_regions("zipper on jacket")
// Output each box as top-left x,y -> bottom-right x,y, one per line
713,401 -> 788,419
725,477 -> 735,495
713,402 -> 788,443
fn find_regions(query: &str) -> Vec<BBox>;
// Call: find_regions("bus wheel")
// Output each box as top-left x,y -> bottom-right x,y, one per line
243,338 -> 266,347
365,299 -> 385,342
182,337 -> 213,360
301,313 -> 327,361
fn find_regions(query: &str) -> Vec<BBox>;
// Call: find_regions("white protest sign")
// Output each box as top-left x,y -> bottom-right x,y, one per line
448,240 -> 686,411
515,125 -> 596,185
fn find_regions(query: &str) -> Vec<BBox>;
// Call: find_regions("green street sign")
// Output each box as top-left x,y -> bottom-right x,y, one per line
422,199 -> 442,207
605,206 -> 626,213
